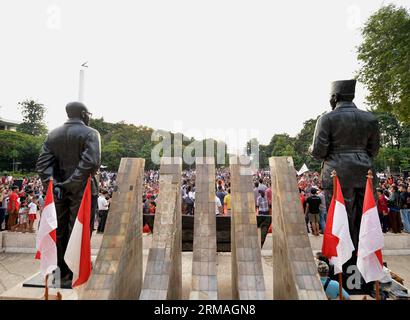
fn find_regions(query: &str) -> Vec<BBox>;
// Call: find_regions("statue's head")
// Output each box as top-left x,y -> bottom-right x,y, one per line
65,101 -> 92,126
329,79 -> 356,110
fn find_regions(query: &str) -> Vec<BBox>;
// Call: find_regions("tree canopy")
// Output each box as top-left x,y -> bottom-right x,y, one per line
357,4 -> 410,123
17,99 -> 47,136
90,118 -> 228,171
0,130 -> 43,172
246,118 -> 322,172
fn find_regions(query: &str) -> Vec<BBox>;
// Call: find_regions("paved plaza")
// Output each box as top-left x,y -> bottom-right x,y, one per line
1,232 -> 409,299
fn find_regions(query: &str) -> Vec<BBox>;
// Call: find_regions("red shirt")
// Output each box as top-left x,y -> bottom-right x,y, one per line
7,192 -> 20,212
377,195 -> 388,214
300,195 -> 306,211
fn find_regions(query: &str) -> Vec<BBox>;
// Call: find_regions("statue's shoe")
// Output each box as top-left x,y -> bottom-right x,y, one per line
51,274 -> 73,289
59,279 -> 73,289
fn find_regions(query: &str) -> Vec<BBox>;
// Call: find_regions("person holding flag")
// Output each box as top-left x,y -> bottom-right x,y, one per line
321,170 -> 355,299
357,170 -> 385,299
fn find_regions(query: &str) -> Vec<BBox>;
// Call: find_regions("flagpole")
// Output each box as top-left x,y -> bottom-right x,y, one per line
45,274 -> 49,300
375,280 -> 380,300
331,170 -> 344,301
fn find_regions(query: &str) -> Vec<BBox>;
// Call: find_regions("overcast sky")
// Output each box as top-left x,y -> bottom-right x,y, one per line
1,0 -> 408,151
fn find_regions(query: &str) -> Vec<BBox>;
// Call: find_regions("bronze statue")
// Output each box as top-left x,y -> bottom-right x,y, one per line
311,80 -> 380,250
36,102 -> 101,288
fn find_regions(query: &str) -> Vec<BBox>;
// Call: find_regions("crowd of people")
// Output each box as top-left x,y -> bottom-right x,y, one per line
297,171 -> 410,236
0,176 -> 44,233
1,169 -> 410,239
0,172 -> 116,234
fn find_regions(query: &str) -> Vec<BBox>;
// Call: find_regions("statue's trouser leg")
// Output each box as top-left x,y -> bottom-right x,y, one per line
55,194 -> 81,278
324,187 -> 365,270
343,188 -> 364,251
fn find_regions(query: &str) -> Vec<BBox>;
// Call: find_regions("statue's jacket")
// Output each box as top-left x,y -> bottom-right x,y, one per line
311,102 -> 380,190
36,118 -> 101,197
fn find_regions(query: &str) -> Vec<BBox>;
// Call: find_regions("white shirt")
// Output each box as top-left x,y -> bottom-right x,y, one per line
98,195 -> 109,210
28,202 -> 37,215
215,196 -> 222,215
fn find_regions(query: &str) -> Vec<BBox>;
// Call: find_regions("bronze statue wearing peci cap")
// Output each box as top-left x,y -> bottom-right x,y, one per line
311,80 -> 380,259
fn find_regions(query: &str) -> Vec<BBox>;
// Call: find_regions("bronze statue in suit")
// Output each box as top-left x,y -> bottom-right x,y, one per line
311,80 -> 380,250
36,102 -> 101,287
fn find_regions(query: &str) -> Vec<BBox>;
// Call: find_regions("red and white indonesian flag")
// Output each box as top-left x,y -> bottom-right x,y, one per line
322,176 -> 354,274
64,178 -> 92,288
35,178 -> 58,277
357,175 -> 384,283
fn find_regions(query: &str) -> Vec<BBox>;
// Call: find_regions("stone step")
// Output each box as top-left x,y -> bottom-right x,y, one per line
0,232 -> 154,254
0,252 -> 275,300
3,231 -> 410,256
261,233 -> 410,256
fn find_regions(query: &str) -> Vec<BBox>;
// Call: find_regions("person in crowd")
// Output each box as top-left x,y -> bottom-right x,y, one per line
97,190 -> 110,233
224,188 -> 231,215
256,190 -> 269,215
300,189 -> 309,233
183,186 -> 195,215
27,196 -> 38,233
377,189 -> 389,233
216,185 -> 226,209
17,198 -> 29,233
388,185 -> 402,233
399,184 -> 410,233
258,178 -> 267,192
181,180 -> 188,214
315,252 -> 336,280
265,183 -> 272,215
305,188 -> 321,236
0,186 -> 6,231
318,186 -> 327,233
148,195 -> 156,214
253,182 -> 259,210
318,261 -> 350,300
7,185 -> 20,231
215,195 -> 223,216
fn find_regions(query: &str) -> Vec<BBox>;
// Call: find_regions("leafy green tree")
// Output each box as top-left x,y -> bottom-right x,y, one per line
17,99 -> 47,136
101,140 -> 125,170
373,111 -> 403,148
357,5 -> 410,123
90,117 -> 112,136
293,117 -> 321,171
374,147 -> 410,173
0,131 -> 43,172
269,134 -> 295,157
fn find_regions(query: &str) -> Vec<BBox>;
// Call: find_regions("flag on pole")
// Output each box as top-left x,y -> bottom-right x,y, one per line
357,172 -> 384,283
64,178 -> 92,288
35,178 -> 58,277
297,163 -> 309,176
322,174 -> 354,274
